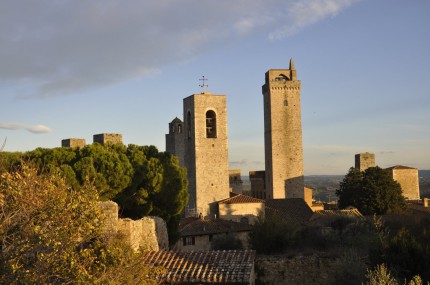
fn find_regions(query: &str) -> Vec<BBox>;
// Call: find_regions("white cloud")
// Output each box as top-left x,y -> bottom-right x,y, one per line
0,0 -> 361,98
269,0 -> 361,40
0,123 -> 52,134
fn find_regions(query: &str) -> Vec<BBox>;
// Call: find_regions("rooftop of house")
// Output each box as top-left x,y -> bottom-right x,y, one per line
265,198 -> 313,225
141,250 -> 256,284
218,192 -> 264,205
386,165 -> 418,170
310,208 -> 363,219
180,217 -> 253,237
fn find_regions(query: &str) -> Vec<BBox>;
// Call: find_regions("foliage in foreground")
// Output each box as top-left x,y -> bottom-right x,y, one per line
0,166 -> 159,284
249,215 -> 300,254
336,167 -> 406,215
370,215 -> 430,283
0,143 -> 189,244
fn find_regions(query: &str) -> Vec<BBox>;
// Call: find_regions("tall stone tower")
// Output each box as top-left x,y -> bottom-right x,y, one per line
262,58 -> 304,199
165,117 -> 185,167
183,92 -> 230,218
355,152 -> 375,172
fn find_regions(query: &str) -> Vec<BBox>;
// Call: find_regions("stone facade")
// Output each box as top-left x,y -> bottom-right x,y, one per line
229,169 -> 244,193
355,152 -> 375,172
176,231 -> 250,252
262,59 -> 304,200
249,170 -> 266,199
218,202 -> 264,225
93,133 -> 123,145
61,138 -> 86,148
387,165 -> 420,200
165,117 -> 185,167
255,255 -> 342,285
183,92 -> 230,218
97,201 -> 168,252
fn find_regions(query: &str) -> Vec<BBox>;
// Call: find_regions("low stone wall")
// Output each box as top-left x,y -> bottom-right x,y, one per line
255,255 -> 341,285
97,201 -> 168,252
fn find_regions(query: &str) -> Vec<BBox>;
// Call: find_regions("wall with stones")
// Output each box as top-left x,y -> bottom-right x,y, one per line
263,68 -> 304,200
97,201 -> 169,252
219,202 -> 264,225
255,255 -> 342,285
93,133 -> 123,145
355,153 -> 375,172
391,168 -> 420,200
183,93 -> 230,218
61,138 -> 86,148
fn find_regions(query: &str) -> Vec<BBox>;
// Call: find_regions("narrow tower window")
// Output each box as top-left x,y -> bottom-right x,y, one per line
187,111 -> 191,139
178,124 -> 182,134
206,110 -> 217,138
284,99 -> 288,106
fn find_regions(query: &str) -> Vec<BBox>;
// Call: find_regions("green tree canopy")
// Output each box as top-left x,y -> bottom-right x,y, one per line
336,167 -> 407,215
1,143 -> 189,244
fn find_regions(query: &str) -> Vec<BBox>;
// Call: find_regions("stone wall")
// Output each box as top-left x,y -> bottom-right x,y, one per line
355,152 -> 375,172
219,202 -> 264,225
390,167 -> 420,200
262,63 -> 304,200
97,201 -> 168,252
61,138 -> 86,148
93,133 -> 123,145
183,93 -> 230,218
255,255 -> 342,285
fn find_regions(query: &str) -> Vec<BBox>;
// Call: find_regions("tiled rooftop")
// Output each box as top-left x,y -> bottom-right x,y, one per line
218,193 -> 264,204
386,165 -> 417,170
141,250 -> 256,284
310,208 -> 363,219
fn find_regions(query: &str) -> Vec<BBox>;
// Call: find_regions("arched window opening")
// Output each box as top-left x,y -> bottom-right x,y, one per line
178,124 -> 182,134
206,110 -> 217,138
284,99 -> 288,106
240,217 -> 249,224
275,74 -> 289,81
187,111 -> 191,139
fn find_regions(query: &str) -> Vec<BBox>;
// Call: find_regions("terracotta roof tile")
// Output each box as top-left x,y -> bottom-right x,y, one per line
180,218 -> 253,237
218,193 -> 264,204
141,250 -> 256,284
386,165 -> 417,170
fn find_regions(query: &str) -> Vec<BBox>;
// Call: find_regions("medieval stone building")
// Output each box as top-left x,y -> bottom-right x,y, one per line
355,152 -> 375,172
262,58 -> 304,200
165,117 -> 185,167
354,153 -> 420,200
166,60 -> 312,221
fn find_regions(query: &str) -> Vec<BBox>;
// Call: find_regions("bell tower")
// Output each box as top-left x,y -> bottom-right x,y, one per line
183,89 -> 230,218
262,58 -> 304,199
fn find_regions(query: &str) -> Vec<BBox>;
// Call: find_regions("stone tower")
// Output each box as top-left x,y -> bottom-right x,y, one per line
355,152 -> 375,172
165,117 -> 185,167
183,92 -> 230,218
262,58 -> 304,199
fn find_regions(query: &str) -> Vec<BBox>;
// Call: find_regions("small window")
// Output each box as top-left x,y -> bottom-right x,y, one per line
183,236 -> 195,246
178,124 -> 182,134
206,110 -> 217,138
240,217 -> 249,224
284,99 -> 288,106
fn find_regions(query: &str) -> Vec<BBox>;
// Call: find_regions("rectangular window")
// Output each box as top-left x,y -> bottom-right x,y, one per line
183,236 -> 195,246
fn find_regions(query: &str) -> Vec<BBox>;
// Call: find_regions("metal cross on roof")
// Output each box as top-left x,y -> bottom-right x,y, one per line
199,76 -> 208,93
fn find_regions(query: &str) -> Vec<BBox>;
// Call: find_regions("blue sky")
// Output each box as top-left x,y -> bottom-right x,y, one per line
1,0 -> 429,175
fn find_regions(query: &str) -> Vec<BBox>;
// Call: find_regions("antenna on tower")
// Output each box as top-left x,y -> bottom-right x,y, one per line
199,76 -> 208,94
0,137 -> 7,152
